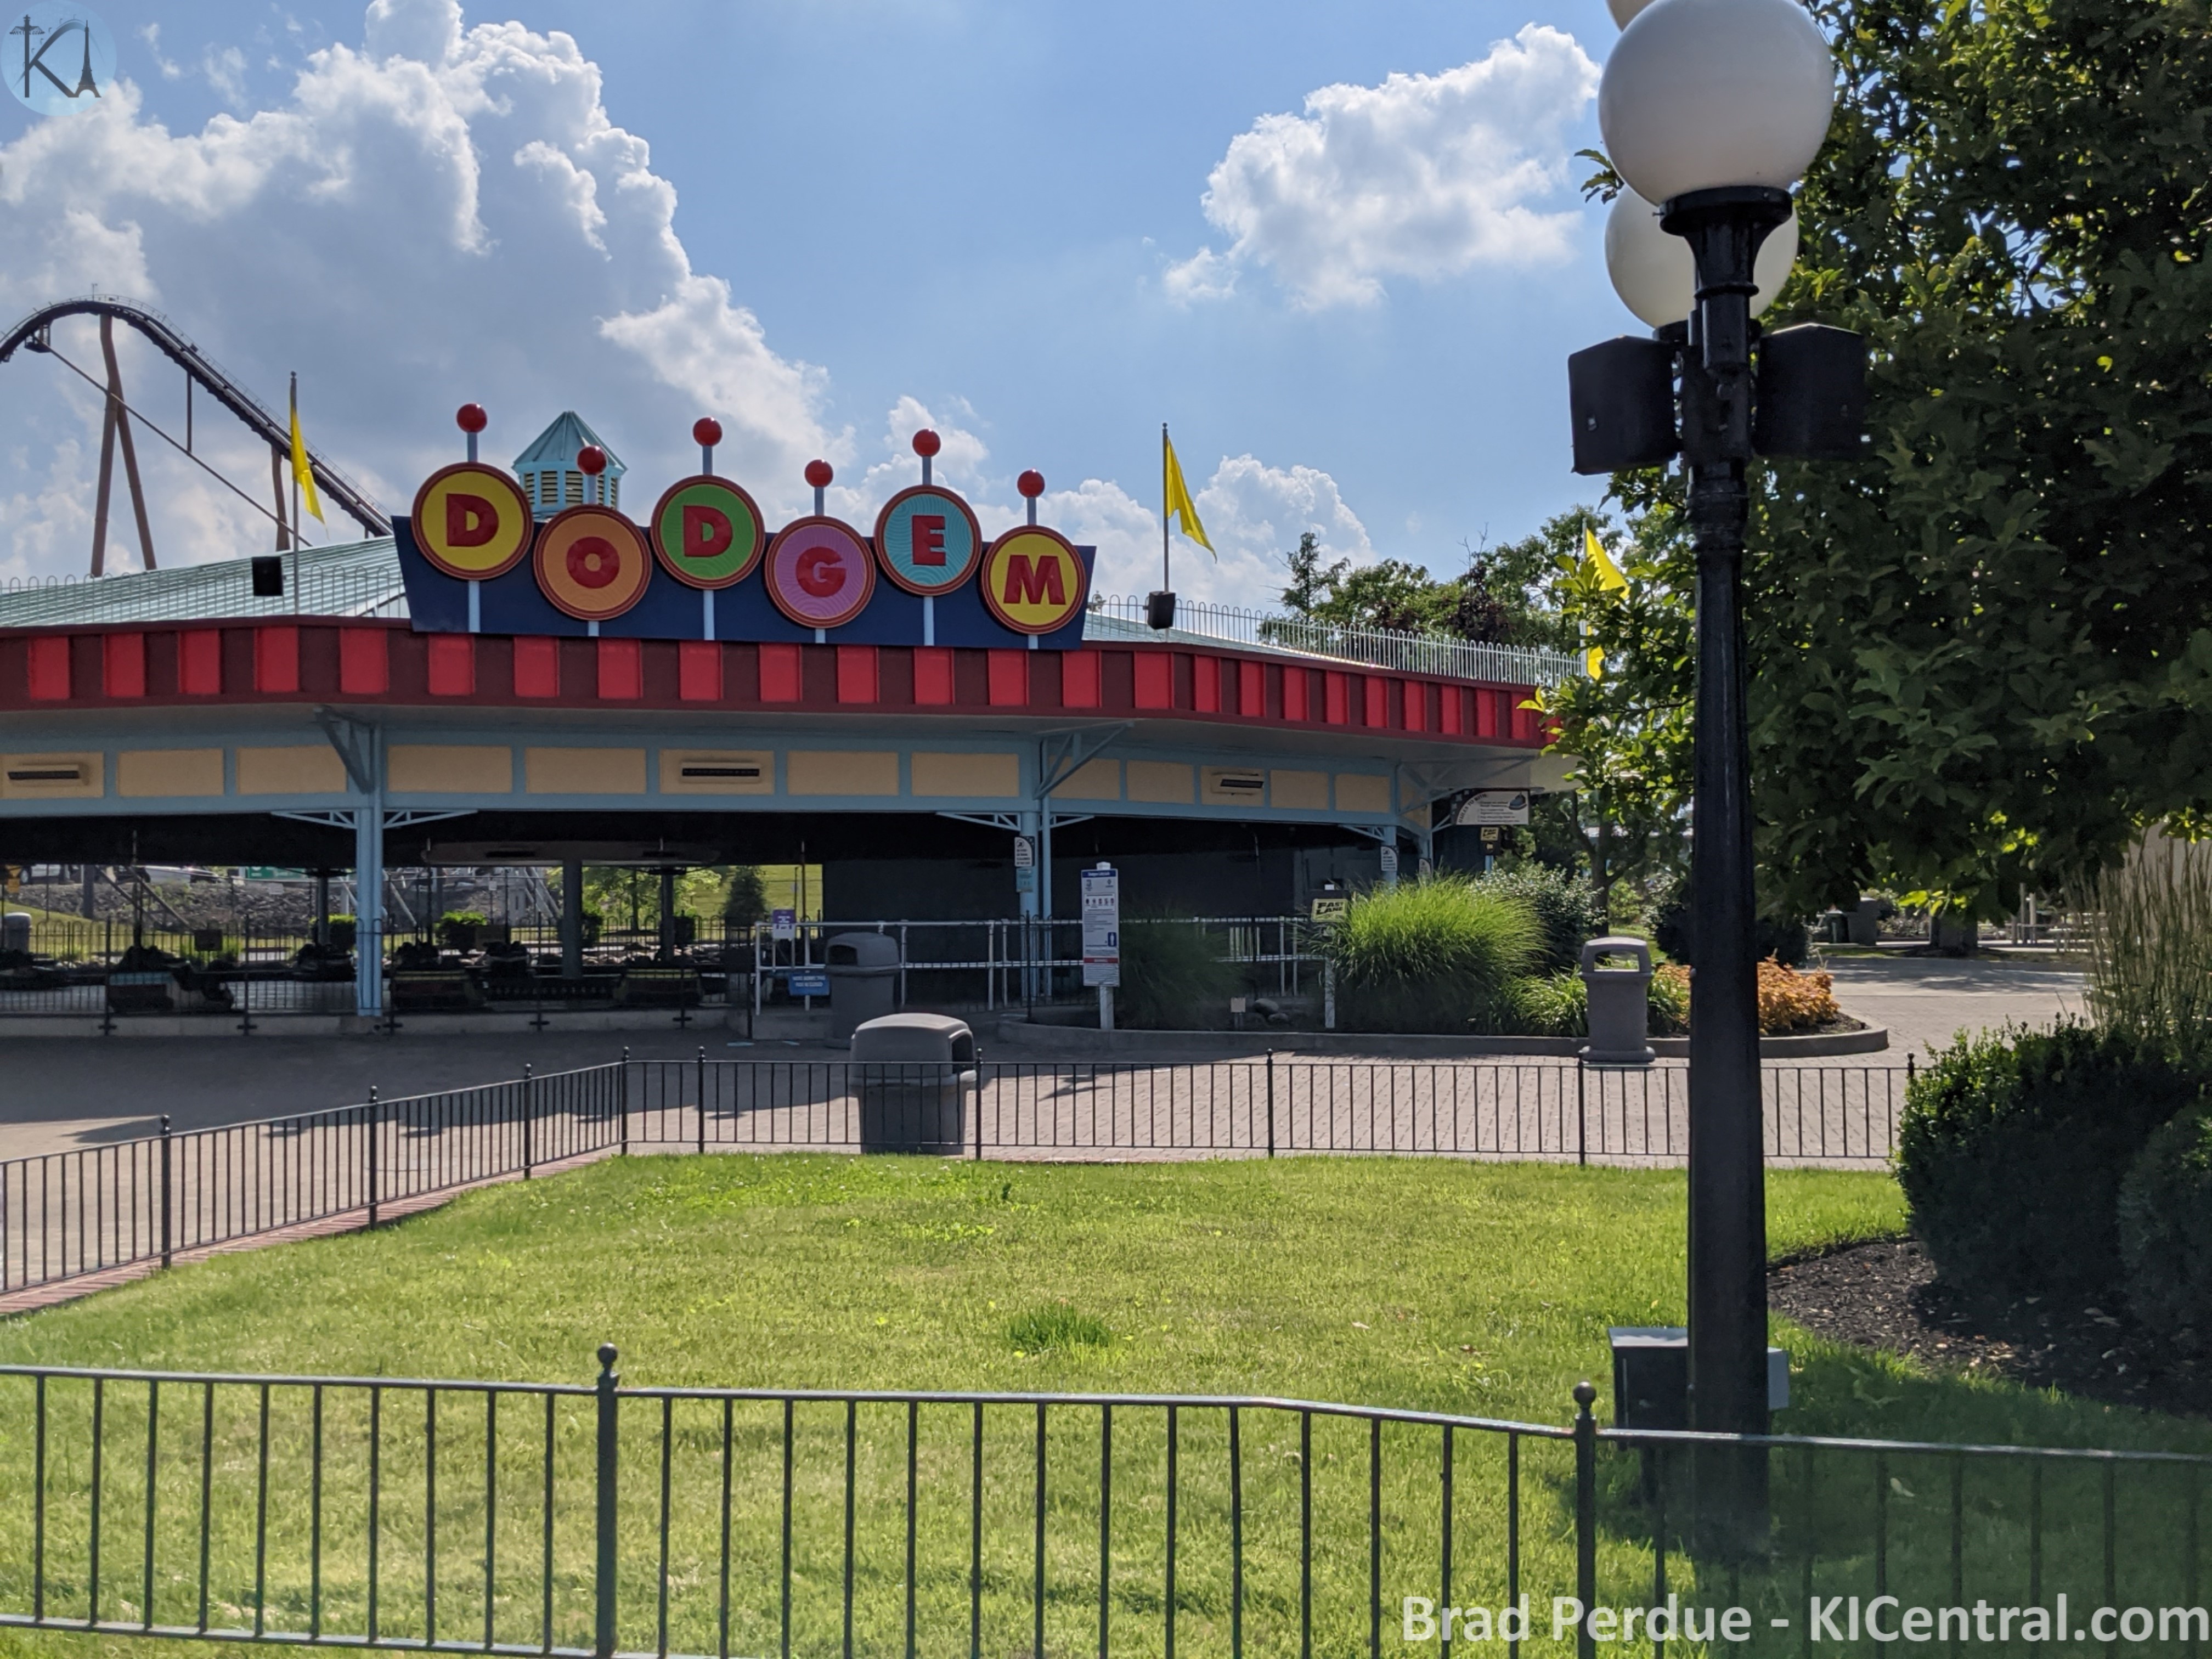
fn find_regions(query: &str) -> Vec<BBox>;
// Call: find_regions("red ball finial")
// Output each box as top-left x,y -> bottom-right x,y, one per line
693,417 -> 723,448
912,428 -> 942,459
578,445 -> 607,476
456,403 -> 487,434
804,459 -> 834,489
1017,469 -> 1046,499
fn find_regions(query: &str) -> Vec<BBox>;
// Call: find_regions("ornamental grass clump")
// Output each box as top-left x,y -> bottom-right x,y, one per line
1116,915 -> 1241,1029
1322,877 -> 1538,1034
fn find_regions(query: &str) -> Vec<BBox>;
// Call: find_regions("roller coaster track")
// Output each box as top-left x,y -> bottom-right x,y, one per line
0,295 -> 390,538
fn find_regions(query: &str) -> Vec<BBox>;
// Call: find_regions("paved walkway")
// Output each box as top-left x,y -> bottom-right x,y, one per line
1816,951 -> 2085,1058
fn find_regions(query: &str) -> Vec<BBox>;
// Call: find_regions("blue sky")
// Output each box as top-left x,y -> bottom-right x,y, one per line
0,0 -> 1631,602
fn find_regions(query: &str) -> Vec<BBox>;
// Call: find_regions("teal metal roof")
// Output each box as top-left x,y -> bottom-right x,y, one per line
512,411 -> 624,477
0,538 -> 406,628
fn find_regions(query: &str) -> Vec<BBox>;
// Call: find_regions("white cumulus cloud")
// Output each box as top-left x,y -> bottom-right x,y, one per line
1167,24 -> 1598,309
0,0 -> 1384,616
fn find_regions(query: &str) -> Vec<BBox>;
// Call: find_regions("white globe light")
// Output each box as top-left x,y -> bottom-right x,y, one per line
1598,0 -> 1837,204
1604,188 -> 1799,328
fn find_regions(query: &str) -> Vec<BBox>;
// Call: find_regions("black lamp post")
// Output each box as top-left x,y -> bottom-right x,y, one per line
1568,0 -> 1864,1544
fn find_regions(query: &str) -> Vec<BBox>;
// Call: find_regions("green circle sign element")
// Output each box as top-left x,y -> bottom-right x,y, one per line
650,475 -> 765,590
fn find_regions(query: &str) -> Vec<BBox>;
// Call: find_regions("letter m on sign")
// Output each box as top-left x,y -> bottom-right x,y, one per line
1002,554 -> 1065,607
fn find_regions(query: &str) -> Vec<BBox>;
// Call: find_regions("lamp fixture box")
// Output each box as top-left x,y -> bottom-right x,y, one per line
1568,337 -> 1680,476
1754,323 -> 1869,460
1608,1325 -> 1789,1429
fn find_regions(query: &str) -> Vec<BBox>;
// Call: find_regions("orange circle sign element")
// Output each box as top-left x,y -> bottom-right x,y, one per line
410,462 -> 534,580
979,526 -> 1087,635
534,505 -> 653,622
763,517 -> 876,629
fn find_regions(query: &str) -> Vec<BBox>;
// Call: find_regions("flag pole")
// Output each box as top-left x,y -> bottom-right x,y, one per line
1161,422 -> 1171,594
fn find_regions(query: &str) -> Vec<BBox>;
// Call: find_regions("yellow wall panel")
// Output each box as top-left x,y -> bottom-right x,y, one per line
526,747 -> 647,795
0,753 -> 103,800
1054,759 -> 1121,800
1335,773 -> 1392,814
117,749 -> 223,798
911,752 -> 1020,798
1268,769 -> 1328,810
787,751 -> 899,796
236,746 -> 346,795
1126,760 -> 1194,804
659,751 -> 773,795
388,744 -> 513,794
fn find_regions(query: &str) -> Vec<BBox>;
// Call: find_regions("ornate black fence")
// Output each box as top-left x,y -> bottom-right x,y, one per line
0,1059 -> 1901,1299
0,1353 -> 2202,1659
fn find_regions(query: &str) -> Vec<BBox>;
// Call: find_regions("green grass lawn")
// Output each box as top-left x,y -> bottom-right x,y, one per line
0,1155 -> 2201,1659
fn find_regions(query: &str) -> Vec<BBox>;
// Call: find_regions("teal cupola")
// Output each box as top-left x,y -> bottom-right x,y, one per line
514,411 -> 625,518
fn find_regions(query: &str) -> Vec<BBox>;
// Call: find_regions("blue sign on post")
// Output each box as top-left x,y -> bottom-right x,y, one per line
787,969 -> 830,998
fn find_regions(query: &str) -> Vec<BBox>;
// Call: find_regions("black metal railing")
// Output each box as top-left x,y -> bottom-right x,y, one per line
0,1059 -> 1900,1300
0,1354 -> 2202,1659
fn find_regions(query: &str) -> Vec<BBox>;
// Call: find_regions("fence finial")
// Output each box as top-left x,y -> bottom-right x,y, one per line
597,1342 -> 618,1375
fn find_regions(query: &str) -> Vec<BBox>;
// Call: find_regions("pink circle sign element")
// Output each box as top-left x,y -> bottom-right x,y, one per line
764,516 -> 875,629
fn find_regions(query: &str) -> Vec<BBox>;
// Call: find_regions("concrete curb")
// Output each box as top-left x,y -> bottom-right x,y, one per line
0,1008 -> 743,1039
990,1020 -> 1889,1059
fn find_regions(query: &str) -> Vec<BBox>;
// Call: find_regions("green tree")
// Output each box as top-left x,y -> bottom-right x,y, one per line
1568,0 -> 2212,921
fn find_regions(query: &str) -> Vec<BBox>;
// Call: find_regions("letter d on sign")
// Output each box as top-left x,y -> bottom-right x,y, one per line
447,493 -> 498,547
1401,1599 -> 1435,1642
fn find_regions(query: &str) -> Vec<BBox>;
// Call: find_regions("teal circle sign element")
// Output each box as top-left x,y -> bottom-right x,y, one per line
873,486 -> 983,596
8,3 -> 116,117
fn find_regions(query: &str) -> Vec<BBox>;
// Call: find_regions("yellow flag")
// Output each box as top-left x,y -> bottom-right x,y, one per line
1585,645 -> 1605,679
1164,432 -> 1214,556
1584,525 -> 1627,592
290,403 -> 325,524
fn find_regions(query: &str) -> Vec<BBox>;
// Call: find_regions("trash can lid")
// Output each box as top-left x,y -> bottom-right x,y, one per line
851,1012 -> 975,1062
1579,934 -> 1654,973
825,932 -> 900,969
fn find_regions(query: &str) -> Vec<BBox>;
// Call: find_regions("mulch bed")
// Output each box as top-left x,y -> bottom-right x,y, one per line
1769,1237 -> 2211,1418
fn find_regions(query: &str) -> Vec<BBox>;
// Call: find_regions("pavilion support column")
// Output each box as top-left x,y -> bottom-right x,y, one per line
354,802 -> 384,1018
561,857 -> 584,979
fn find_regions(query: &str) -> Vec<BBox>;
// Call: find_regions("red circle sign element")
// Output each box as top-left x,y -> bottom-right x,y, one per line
649,475 -> 765,590
534,505 -> 652,622
409,462 -> 534,581
764,517 -> 874,628
979,525 -> 1088,635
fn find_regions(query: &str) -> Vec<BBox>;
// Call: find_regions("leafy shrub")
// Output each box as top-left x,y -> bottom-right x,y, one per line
1508,970 -> 1586,1036
1476,864 -> 1607,973
1007,1304 -> 1113,1352
437,910 -> 488,948
2118,1103 -> 2212,1344
1897,1023 -> 2205,1299
1757,959 -> 1840,1034
1116,917 -> 1240,1029
1323,877 -> 1538,1033
1649,963 -> 1690,1035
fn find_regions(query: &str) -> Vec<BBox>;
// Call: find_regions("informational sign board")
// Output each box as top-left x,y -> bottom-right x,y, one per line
771,908 -> 797,941
1456,791 -> 1532,827
1378,845 -> 1400,878
1310,896 -> 1349,924
1081,864 -> 1120,988
1012,836 -> 1034,870
787,969 -> 830,998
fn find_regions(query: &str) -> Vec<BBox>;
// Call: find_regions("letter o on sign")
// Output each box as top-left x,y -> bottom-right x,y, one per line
409,462 -> 534,579
534,505 -> 653,621
980,526 -> 1087,635
764,517 -> 875,629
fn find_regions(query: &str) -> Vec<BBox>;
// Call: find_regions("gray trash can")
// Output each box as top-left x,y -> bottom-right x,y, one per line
1579,935 -> 1655,1067
825,931 -> 900,1042
1,913 -> 30,955
851,1013 -> 975,1153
